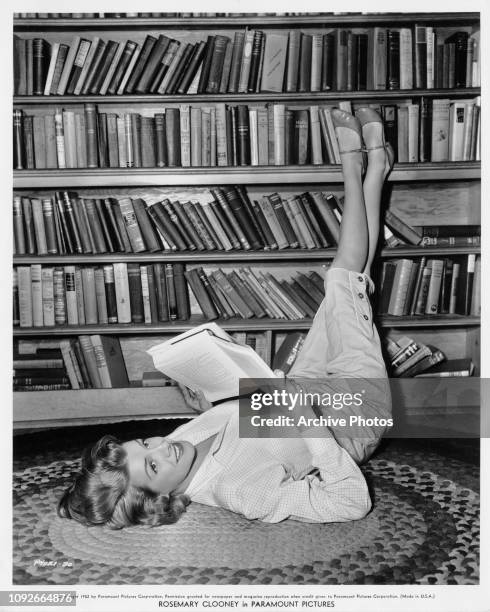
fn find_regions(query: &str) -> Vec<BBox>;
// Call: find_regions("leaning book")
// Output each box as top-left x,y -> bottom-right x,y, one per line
147,322 -> 276,402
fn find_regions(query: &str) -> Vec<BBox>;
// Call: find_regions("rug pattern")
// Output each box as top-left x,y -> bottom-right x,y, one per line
13,447 -> 479,585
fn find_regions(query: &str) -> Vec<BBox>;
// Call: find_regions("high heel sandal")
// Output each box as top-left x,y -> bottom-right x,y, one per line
355,107 -> 387,153
331,108 -> 367,171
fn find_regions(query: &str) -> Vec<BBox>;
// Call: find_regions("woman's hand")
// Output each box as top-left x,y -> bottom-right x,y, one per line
177,383 -> 213,413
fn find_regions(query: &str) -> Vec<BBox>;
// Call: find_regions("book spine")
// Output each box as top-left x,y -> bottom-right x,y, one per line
81,266 -> 98,324
103,265 -> 118,323
63,265 -> 78,324
94,267 -> 108,324
113,262 -> 131,323
127,263 -> 144,323
53,267 -> 66,324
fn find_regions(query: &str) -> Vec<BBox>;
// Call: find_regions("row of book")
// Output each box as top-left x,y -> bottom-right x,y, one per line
13,187 -> 481,258
377,255 -> 481,318
13,336 -> 129,390
12,97 -> 481,171
385,335 -> 475,378
13,189 -> 348,256
12,262 -> 331,328
13,26 -> 480,98
14,263 -> 190,328
14,13 -> 324,18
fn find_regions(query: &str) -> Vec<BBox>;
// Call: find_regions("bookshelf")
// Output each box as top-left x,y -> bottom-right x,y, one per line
13,11 -> 481,430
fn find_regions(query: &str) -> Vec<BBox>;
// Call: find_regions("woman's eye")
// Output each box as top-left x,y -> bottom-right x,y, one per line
150,461 -> 158,474
142,439 -> 149,448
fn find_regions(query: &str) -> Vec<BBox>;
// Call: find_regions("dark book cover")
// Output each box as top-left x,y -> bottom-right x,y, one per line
280,281 -> 317,318
228,271 -> 267,318
184,268 -> 218,320
250,199 -> 277,249
165,108 -> 181,167
418,96 -> 432,162
94,198 -> 116,252
98,336 -> 130,388
50,43 -> 69,95
154,114 -> 167,168
147,266 -> 159,322
284,108 -> 294,165
165,264 -> 178,321
166,43 -> 195,95
222,186 -> 262,249
103,265 -> 118,323
321,33 -> 335,91
298,33 -> 312,92
267,192 -> 299,247
198,35 -> 216,93
80,39 -> 107,95
33,38 -> 50,95
71,196 -> 92,253
273,332 -> 307,374
97,112 -> 109,168
161,200 -> 196,250
107,40 -> 138,95
20,197 -> 36,254
440,259 -> 454,314
25,38 -> 33,95
381,105 -> 398,158
89,40 -> 119,94
178,40 -> 206,94
110,200 -> 132,253
445,31 -> 469,88
379,262 -> 397,314
23,115 -> 35,169
236,186 -> 267,249
187,201 -> 220,250
293,109 -> 309,165
207,35 -> 230,94
355,33 -> 368,90
83,198 -> 107,253
149,40 -> 179,93
150,201 -> 186,250
210,188 -> 245,249
293,272 -> 324,306
127,263 -> 144,323
172,201 -> 205,251
196,267 -> 227,319
146,206 -> 176,251
228,31 -> 245,93
135,34 -> 170,94
387,30 -> 400,90
308,192 -> 340,245
84,103 -> 99,168
124,35 -> 157,94
61,191 -> 84,254
140,116 -> 156,168
236,104 -> 251,166
130,113 -> 142,168
247,30 -> 264,93
335,29 -> 348,91
297,194 -> 327,248
103,197 -> 126,252
173,263 -> 190,320
153,263 -> 169,321
132,198 -> 161,252
13,110 -> 25,170
414,24 -> 427,89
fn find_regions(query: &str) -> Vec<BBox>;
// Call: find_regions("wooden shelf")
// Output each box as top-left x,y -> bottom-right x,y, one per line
13,315 -> 480,336
13,376 -> 480,431
13,387 -> 197,430
13,13 -> 480,30
13,162 -> 481,188
13,88 -> 481,106
13,245 -> 481,265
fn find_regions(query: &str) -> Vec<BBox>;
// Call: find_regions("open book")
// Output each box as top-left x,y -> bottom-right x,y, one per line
147,323 -> 277,402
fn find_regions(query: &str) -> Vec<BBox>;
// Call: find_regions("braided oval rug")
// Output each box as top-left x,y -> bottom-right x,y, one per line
13,444 -> 479,585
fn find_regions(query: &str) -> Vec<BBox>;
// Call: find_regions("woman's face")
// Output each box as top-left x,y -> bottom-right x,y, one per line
122,437 -> 196,496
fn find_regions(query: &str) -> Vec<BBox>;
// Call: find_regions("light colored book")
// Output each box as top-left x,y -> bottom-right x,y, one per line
148,322 -> 276,402
260,32 -> 288,93
430,98 -> 450,162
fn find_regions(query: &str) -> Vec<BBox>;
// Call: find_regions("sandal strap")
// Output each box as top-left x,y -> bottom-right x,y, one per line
364,144 -> 387,152
339,147 -> 368,155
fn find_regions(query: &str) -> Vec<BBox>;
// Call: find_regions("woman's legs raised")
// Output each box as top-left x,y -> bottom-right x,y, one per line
355,107 -> 395,277
330,109 -> 368,273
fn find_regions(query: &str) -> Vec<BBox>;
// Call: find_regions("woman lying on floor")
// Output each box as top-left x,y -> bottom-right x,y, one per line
58,107 -> 393,528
